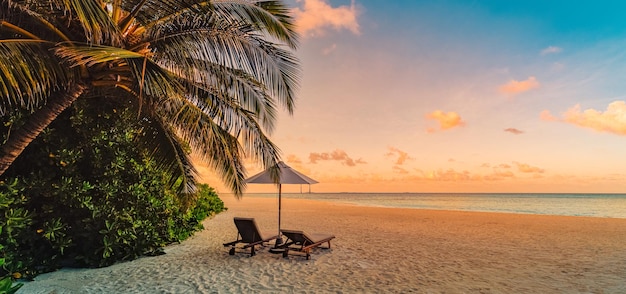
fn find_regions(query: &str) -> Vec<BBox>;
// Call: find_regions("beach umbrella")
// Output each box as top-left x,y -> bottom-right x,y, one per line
245,161 -> 318,246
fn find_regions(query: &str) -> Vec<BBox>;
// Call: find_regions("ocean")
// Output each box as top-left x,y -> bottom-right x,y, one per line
240,193 -> 626,219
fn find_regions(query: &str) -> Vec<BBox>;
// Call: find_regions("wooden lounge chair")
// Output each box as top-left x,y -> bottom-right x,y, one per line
280,229 -> 335,260
223,217 -> 279,256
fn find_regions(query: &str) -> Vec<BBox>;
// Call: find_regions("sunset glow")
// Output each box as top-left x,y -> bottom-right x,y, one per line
197,0 -> 626,193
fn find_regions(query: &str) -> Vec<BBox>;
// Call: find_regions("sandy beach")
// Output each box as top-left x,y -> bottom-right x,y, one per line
20,196 -> 626,293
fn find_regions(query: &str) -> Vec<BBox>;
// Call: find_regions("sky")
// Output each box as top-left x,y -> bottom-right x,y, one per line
196,0 -> 626,194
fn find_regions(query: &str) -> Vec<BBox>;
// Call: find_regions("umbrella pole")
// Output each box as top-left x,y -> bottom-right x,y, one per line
275,184 -> 283,247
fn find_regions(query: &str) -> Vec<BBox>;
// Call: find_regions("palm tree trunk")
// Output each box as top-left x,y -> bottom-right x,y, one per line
0,83 -> 87,176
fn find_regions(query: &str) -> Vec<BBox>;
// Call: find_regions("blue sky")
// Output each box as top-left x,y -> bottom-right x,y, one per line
198,0 -> 626,193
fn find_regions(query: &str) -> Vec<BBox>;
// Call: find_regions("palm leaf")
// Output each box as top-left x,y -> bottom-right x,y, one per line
0,40 -> 74,115
63,0 -> 122,45
118,0 -> 210,27
0,0 -> 71,42
167,80 -> 281,173
212,0 -> 299,49
157,56 -> 279,132
138,111 -> 198,194
147,17 -> 300,113
54,44 -> 144,67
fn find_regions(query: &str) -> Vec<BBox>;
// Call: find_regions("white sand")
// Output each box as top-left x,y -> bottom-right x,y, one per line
19,196 -> 626,293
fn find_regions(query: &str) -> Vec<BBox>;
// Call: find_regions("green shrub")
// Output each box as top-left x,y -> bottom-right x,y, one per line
0,99 -> 227,277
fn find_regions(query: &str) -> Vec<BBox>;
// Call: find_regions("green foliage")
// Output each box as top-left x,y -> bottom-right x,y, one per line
0,240 -> 23,294
0,276 -> 23,294
0,99 -> 226,277
0,0 -> 300,194
168,184 -> 227,241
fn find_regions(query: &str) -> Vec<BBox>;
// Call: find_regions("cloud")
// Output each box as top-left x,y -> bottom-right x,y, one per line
385,147 -> 413,165
504,128 -> 524,135
426,110 -> 465,133
322,43 -> 337,55
541,46 -> 563,56
392,166 -> 409,174
482,170 -> 515,181
542,101 -> 626,135
286,154 -> 303,164
540,110 -> 557,121
514,162 -> 545,173
498,76 -> 540,95
420,169 -> 472,181
293,0 -> 360,38
309,149 -> 366,166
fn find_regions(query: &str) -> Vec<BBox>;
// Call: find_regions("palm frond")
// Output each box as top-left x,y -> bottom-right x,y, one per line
55,44 -> 184,102
138,111 -> 198,194
0,1 -> 72,42
64,0 -> 122,45
54,44 -> 144,67
0,40 -> 74,115
147,18 -> 300,113
212,0 -> 299,49
165,80 -> 282,176
118,0 -> 210,27
161,95 -> 250,194
157,56 -> 279,132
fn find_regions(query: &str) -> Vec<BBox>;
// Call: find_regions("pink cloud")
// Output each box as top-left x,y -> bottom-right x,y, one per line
499,76 -> 540,95
293,0 -> 360,38
385,146 -> 413,165
504,128 -> 524,135
426,110 -> 465,133
309,149 -> 366,166
558,101 -> 626,135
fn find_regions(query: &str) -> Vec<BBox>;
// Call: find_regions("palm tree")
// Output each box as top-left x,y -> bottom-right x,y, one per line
0,0 -> 299,194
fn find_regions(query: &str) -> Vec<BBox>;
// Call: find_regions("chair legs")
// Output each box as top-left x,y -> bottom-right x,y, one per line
226,243 -> 260,256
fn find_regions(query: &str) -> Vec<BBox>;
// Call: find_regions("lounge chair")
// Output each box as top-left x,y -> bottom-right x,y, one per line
223,217 -> 279,256
280,229 -> 335,260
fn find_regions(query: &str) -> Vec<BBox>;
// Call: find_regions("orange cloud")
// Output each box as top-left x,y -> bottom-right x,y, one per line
504,128 -> 524,135
482,170 -> 515,181
385,146 -> 413,165
540,110 -> 558,121
426,110 -> 465,133
293,0 -> 360,38
514,162 -> 545,173
392,166 -> 409,174
421,169 -> 472,181
286,154 -> 303,164
551,101 -> 626,135
309,149 -> 366,166
499,76 -> 540,95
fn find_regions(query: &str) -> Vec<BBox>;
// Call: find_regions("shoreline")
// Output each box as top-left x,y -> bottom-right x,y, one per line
235,193 -> 626,219
20,197 -> 626,293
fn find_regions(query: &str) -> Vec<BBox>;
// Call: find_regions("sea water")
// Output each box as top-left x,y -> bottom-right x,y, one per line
241,193 -> 626,219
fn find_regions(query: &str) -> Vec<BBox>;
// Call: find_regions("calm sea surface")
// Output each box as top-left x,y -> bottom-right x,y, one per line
238,193 -> 626,219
